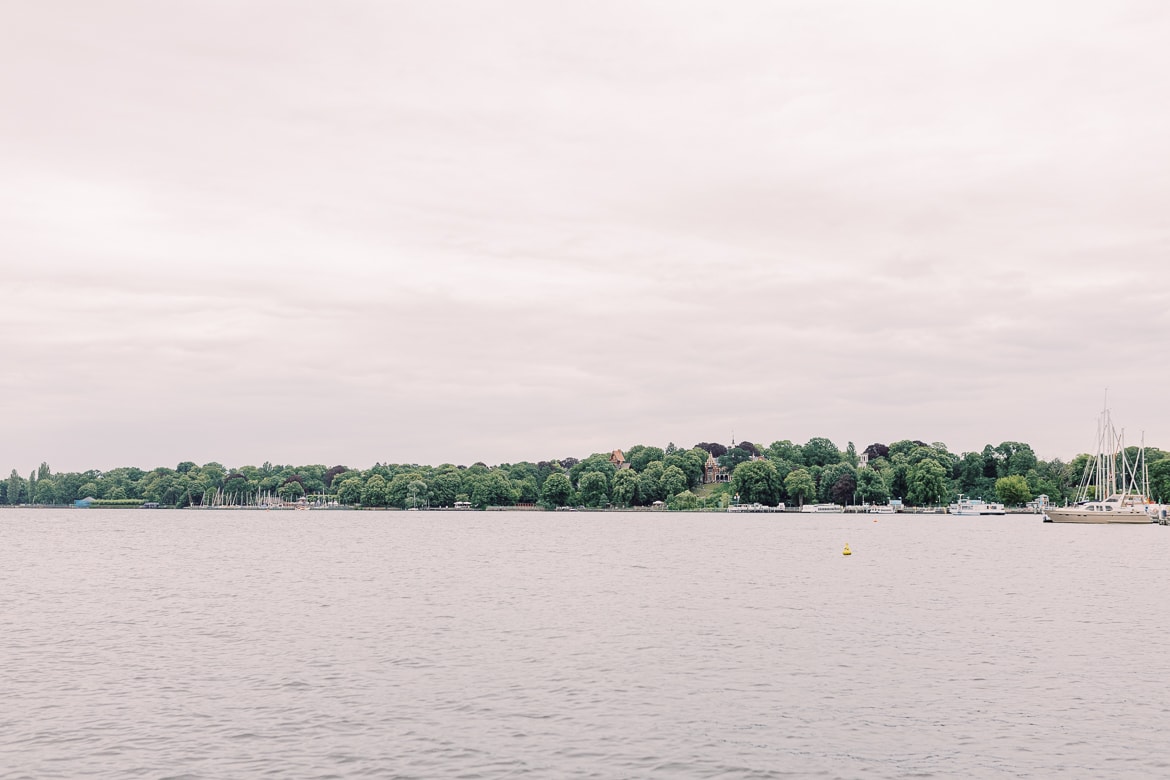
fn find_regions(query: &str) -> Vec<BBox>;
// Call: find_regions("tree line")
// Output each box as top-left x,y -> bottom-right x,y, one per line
6,437 -> 1170,510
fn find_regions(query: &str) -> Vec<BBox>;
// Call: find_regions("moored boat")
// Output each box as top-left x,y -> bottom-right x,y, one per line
801,503 -> 844,513
948,496 -> 1006,516
1045,407 -> 1162,524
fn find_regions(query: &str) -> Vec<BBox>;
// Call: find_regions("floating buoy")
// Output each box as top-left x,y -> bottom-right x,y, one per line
843,543 -> 852,556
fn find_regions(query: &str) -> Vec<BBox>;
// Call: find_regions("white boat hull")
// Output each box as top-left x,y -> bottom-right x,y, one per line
1045,507 -> 1155,524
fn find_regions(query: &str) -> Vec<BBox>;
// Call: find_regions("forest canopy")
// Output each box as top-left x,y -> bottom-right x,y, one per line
7,437 -> 1168,510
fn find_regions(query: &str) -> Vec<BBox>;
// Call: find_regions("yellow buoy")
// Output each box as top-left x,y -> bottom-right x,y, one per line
843,543 -> 852,556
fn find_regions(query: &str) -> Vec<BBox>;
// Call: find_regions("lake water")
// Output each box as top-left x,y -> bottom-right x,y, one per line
2,509 -> 1169,778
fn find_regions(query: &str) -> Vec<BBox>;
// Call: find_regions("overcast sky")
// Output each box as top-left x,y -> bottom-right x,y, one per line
3,1 -> 1169,473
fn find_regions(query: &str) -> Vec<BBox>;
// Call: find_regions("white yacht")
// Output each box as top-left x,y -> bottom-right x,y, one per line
800,503 -> 844,513
1045,407 -> 1162,524
948,496 -> 1006,516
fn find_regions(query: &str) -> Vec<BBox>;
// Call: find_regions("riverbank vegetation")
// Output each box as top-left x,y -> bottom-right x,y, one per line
6,438 -> 1169,510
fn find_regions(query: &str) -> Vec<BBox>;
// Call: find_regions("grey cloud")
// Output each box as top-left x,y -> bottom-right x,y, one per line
3,1 -> 1170,471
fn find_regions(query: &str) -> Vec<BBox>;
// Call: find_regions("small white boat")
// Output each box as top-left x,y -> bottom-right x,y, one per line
801,503 -> 844,513
867,504 -> 895,514
948,496 -> 1006,516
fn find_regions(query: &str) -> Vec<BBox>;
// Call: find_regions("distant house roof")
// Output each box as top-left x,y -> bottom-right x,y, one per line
610,449 -> 626,465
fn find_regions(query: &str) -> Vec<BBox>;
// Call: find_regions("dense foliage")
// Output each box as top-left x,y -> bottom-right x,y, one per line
5,438 -> 1168,510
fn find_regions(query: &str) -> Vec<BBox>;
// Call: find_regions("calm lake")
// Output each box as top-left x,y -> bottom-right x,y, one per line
3,509 -> 1169,778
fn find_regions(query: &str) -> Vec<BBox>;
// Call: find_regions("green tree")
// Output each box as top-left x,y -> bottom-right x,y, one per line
406,479 -> 429,508
957,452 -> 994,497
802,437 -> 842,467
1149,459 -> 1170,502
361,474 -> 387,507
995,442 -> 1038,478
638,461 -> 665,504
611,469 -> 639,507
817,463 -> 856,503
665,449 -> 706,487
512,476 -> 539,504
717,447 -> 752,471
386,473 -> 414,507
471,470 -> 515,508
625,445 -> 665,472
995,475 -> 1031,506
428,468 -> 461,507
731,460 -> 781,505
278,480 -> 305,501
337,476 -> 363,505
578,471 -> 610,507
8,470 -> 28,503
784,468 -> 817,506
854,468 -> 889,504
844,442 -> 859,466
668,490 -> 699,510
764,440 -> 802,464
659,465 -> 688,499
541,472 -> 573,507
569,454 -> 616,488
34,478 -> 60,504
906,457 -> 949,506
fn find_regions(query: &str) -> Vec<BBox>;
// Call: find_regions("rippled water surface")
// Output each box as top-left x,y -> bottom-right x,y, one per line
3,509 -> 1169,778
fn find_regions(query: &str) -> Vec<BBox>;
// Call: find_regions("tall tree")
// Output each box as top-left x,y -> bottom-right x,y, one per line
6,470 -> 26,504
784,468 -> 817,506
906,458 -> 949,506
470,470 -> 515,509
430,469 -> 462,507
611,469 -> 639,507
659,465 -> 688,499
541,472 -> 572,507
361,474 -> 387,507
731,460 -> 781,505
578,471 -> 610,507
638,461 -> 665,504
801,437 -> 842,467
855,468 -> 889,504
828,472 -> 858,506
336,476 -> 363,505
818,463 -> 857,503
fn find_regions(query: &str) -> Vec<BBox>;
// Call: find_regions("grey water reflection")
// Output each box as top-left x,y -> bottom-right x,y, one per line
2,509 -> 1169,778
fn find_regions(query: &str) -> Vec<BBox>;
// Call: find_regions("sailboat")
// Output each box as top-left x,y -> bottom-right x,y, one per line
1045,407 -> 1162,524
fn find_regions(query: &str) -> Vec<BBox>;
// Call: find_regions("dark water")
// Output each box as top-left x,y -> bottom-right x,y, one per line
2,509 -> 1169,778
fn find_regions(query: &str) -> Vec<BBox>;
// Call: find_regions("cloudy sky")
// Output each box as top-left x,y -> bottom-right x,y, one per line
3,0 -> 1169,473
